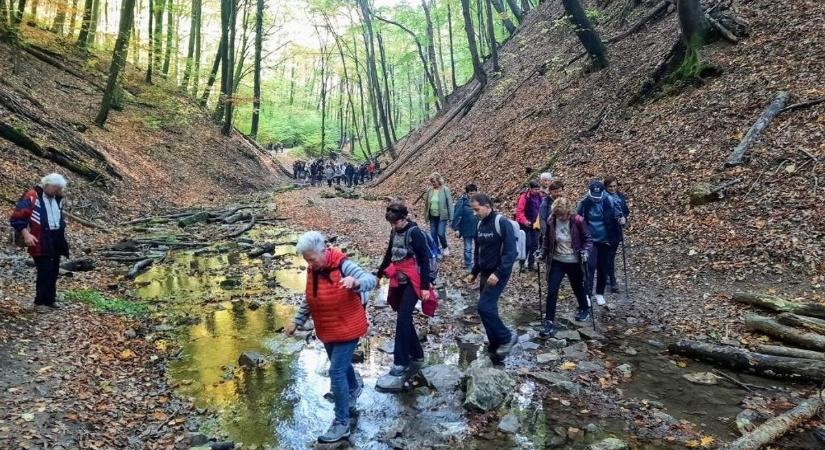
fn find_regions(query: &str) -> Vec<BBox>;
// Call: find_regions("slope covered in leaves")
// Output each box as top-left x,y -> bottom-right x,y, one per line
373,0 -> 824,289
0,27 -> 286,222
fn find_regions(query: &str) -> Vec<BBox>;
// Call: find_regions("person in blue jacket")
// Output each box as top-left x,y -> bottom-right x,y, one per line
451,183 -> 479,272
577,181 -> 622,307
604,176 -> 630,293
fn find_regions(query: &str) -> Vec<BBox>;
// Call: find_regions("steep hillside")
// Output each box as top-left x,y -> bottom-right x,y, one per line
373,0 -> 824,289
0,27 -> 287,223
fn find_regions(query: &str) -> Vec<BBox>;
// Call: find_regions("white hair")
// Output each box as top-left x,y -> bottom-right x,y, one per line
41,173 -> 67,188
540,172 -> 554,181
295,231 -> 326,255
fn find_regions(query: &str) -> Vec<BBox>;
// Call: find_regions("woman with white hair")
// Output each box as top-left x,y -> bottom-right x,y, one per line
285,231 -> 376,444
9,173 -> 70,311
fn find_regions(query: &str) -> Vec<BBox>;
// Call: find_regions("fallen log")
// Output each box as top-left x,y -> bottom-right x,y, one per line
65,210 -> 108,231
248,243 -> 277,257
127,258 -> 156,279
722,389 -> 825,450
177,211 -> 210,228
668,340 -> 825,381
745,315 -> 825,351
223,211 -> 252,224
755,345 -> 825,361
60,258 -> 95,272
733,292 -> 825,319
726,91 -> 791,166
228,215 -> 256,238
776,313 -> 825,335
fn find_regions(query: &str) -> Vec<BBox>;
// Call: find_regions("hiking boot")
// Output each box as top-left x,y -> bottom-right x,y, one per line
410,358 -> 425,373
388,364 -> 409,377
610,282 -> 620,294
575,308 -> 592,322
46,303 -> 61,309
318,422 -> 350,443
595,295 -> 606,306
349,374 -> 364,403
539,320 -> 556,338
375,372 -> 406,392
34,305 -> 52,313
495,334 -> 519,358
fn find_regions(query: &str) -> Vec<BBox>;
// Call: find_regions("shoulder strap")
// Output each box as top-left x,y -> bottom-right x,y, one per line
494,214 -> 502,236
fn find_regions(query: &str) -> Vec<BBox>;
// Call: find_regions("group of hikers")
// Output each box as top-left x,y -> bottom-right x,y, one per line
284,171 -> 630,444
8,170 -> 630,445
292,158 -> 380,187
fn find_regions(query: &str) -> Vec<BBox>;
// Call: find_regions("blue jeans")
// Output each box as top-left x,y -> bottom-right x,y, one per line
546,260 -> 588,322
429,216 -> 449,251
462,236 -> 474,270
323,339 -> 360,425
393,283 -> 424,366
478,273 -> 513,350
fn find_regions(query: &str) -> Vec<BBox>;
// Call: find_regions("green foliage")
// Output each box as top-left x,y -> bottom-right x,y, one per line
64,289 -> 150,318
585,8 -> 603,25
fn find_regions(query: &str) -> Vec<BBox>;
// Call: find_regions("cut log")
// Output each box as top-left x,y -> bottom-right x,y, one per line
722,389 -> 825,450
177,211 -> 210,228
228,215 -> 256,238
745,315 -> 825,351
776,313 -> 825,335
733,292 -> 825,319
248,243 -> 277,257
726,91 -> 791,166
127,258 -> 156,279
755,345 -> 825,361
668,340 -> 825,381
223,211 -> 253,224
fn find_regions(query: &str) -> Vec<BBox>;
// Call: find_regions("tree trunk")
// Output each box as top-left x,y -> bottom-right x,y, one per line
50,0 -> 67,35
755,345 -> 825,361
745,315 -> 825,352
357,0 -> 395,158
561,0 -> 608,70
181,0 -> 197,92
95,0 -> 135,126
75,0 -> 93,47
144,0 -> 153,82
733,292 -> 825,320
376,31 -> 397,141
199,33 -> 223,106
668,340 -> 825,382
318,34 -> 327,152
249,0 -> 263,138
351,32 -> 371,158
421,0 -> 446,109
505,0 -> 523,23
723,390 -> 825,450
460,0 -> 486,86
221,0 -> 236,136
484,0 -> 499,72
447,2 -> 457,89
776,313 -> 825,336
490,0 -> 516,34
434,4 -> 448,96
677,0 -> 710,46
231,0 -> 250,93
288,65 -> 295,105
87,0 -> 99,46
67,0 -> 78,38
162,0 -> 173,75
191,0 -> 201,94
152,0 -> 163,74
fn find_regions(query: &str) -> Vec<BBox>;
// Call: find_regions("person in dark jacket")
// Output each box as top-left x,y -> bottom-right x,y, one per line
376,202 -> 435,391
465,193 -> 518,363
604,176 -> 630,293
451,183 -> 479,272
577,181 -> 622,307
538,198 -> 594,337
9,174 -> 70,312
538,180 -> 565,250
515,180 -> 544,272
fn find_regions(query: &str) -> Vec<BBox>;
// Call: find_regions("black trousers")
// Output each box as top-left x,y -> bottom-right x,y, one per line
34,255 -> 61,306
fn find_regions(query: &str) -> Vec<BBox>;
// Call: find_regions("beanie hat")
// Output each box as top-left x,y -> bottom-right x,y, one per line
588,181 -> 605,200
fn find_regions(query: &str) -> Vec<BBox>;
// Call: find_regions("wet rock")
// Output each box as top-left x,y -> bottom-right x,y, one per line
585,423 -> 600,433
463,367 -> 514,412
124,328 -> 137,339
536,351 -> 560,364
219,278 -> 242,289
555,330 -> 581,341
567,427 -> 584,440
621,346 -> 638,356
578,327 -> 605,341
529,371 -> 581,395
209,443 -> 236,450
646,339 -> 666,349
178,315 -> 201,325
497,413 -> 519,434
652,410 -> 678,425
187,433 -> 209,446
297,319 -> 314,331
378,341 -> 395,354
544,338 -> 568,349
247,300 -> 263,311
576,361 -> 604,374
470,357 -> 494,369
457,333 -> 485,346
562,342 -> 588,359
422,364 -> 463,392
736,409 -> 764,434
518,331 -> 539,342
548,434 -> 567,447
589,437 -> 628,450
520,341 -> 541,351
616,363 -> 633,379
238,351 -> 265,368
682,372 -> 721,385
625,317 -> 642,326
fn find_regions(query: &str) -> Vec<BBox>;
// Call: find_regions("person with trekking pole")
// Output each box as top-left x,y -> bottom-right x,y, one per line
536,198 -> 593,337
451,183 -> 479,273
515,180 -> 544,273
577,181 -> 623,308
465,193 -> 519,364
604,176 -> 630,294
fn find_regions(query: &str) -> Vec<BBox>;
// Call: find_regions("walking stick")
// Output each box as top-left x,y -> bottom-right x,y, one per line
580,257 -> 597,332
621,236 -> 631,304
536,259 -> 543,319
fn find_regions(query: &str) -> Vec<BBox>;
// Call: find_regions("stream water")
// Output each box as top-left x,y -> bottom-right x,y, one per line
128,227 -> 819,449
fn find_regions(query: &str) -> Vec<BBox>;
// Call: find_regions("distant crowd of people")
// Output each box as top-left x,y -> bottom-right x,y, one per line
292,158 -> 381,187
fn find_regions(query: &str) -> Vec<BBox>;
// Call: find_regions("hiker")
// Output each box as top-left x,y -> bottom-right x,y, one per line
345,163 -> 355,187
376,202 -> 435,391
577,181 -> 623,307
465,193 -> 518,363
515,180 -> 544,272
538,180 -> 565,250
9,173 -> 70,312
451,183 -> 479,272
335,163 -> 345,186
423,173 -> 453,258
538,197 -> 593,337
285,231 -> 376,444
604,176 -> 630,293
374,159 -> 381,175
539,172 -> 554,191
324,164 -> 335,187
366,161 -> 376,180
359,164 -> 368,184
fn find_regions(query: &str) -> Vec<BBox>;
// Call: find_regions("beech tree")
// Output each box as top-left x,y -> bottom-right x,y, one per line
95,0 -> 136,126
561,0 -> 608,70
460,0 -> 485,85
249,0 -> 263,137
357,0 -> 395,158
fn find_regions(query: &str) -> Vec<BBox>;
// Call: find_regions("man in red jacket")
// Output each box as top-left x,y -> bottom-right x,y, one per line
9,173 -> 70,312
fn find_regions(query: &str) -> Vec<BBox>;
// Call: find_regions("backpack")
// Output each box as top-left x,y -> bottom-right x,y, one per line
489,214 -> 527,261
403,226 -> 439,284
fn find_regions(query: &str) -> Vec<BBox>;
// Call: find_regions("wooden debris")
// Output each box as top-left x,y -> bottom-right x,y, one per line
177,211 -> 210,228
726,91 -> 791,166
127,258 -> 157,279
722,389 -> 825,450
745,315 -> 825,351
733,292 -> 825,319
228,215 -> 257,238
776,313 -> 825,335
668,340 -> 825,381
755,345 -> 825,361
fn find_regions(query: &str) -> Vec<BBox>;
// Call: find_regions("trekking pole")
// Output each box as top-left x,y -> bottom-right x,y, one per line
621,235 -> 631,304
536,259 -> 543,319
580,258 -> 597,332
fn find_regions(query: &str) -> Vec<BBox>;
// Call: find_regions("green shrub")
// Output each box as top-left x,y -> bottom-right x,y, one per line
64,289 -> 150,318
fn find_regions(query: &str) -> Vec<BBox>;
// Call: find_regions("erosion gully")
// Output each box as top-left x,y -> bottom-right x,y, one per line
130,224 -> 818,449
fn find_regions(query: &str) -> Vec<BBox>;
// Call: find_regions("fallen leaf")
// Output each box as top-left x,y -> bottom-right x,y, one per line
119,349 -> 135,360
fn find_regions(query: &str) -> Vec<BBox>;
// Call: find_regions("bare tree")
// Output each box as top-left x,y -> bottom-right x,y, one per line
95,0 -> 136,126
460,0 -> 485,85
561,0 -> 608,70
